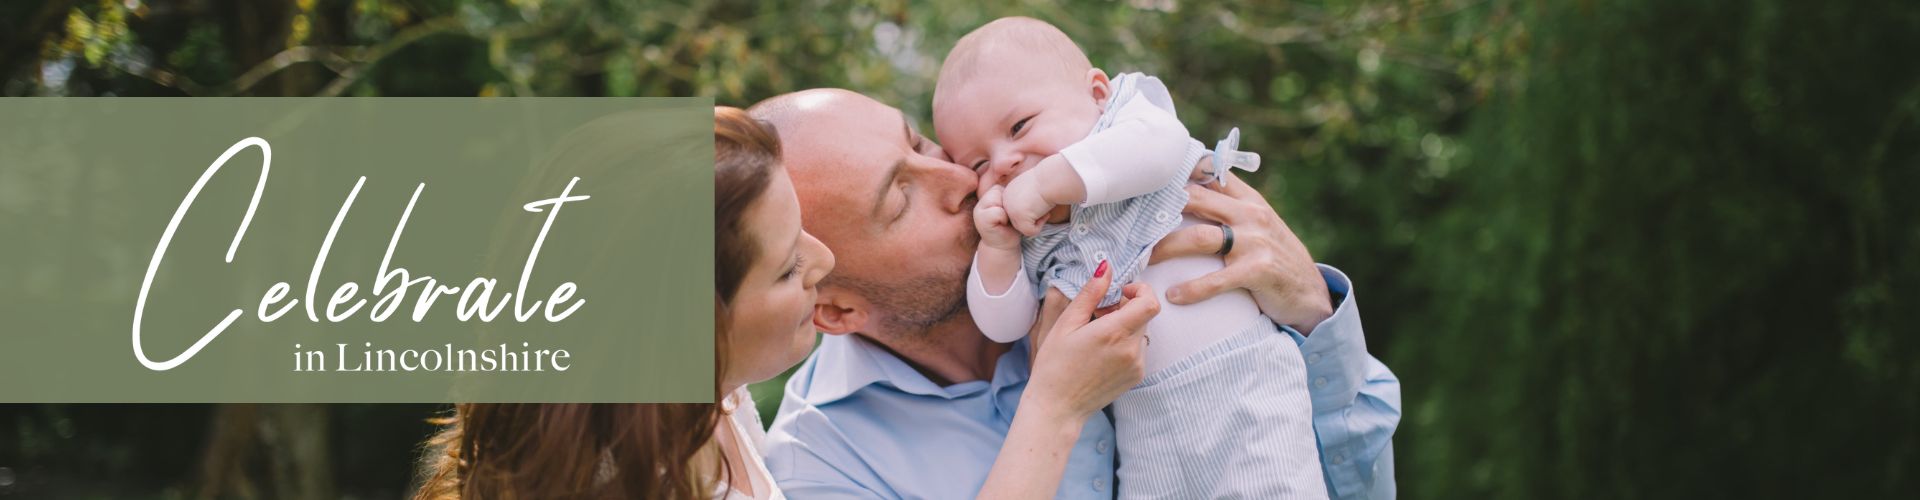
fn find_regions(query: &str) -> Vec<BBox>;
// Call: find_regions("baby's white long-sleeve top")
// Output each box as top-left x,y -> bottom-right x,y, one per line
969,75 -> 1197,343
1063,78 -> 1193,204
968,252 -> 1041,343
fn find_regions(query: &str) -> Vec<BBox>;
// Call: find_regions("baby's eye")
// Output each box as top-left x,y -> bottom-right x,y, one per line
971,159 -> 988,172
1010,116 -> 1032,136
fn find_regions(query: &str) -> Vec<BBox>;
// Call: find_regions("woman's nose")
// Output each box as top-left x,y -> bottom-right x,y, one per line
802,232 -> 835,287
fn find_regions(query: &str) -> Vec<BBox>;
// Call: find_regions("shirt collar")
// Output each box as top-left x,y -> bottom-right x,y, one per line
795,334 -> 1032,406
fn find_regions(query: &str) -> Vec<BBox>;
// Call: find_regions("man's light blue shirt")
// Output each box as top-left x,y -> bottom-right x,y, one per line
765,264 -> 1400,499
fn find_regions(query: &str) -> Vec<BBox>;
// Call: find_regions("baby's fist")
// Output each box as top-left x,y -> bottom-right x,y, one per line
1003,174 -> 1055,236
974,185 -> 1022,251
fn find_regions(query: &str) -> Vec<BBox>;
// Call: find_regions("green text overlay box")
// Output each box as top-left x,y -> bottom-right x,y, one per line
0,98 -> 715,403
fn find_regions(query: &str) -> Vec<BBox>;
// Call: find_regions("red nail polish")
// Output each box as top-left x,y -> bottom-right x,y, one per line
1094,260 -> 1110,278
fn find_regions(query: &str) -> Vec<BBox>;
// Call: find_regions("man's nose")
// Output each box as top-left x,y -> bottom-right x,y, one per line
913,157 -> 977,214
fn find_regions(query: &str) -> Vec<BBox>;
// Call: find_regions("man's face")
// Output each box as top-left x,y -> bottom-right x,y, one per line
761,90 -> 982,336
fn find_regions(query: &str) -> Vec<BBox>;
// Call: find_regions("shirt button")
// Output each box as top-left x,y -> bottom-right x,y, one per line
1094,478 -> 1107,492
1074,223 -> 1091,235
1306,352 -> 1322,364
1155,211 -> 1172,223
1313,377 -> 1328,388
1092,251 -> 1110,264
1096,439 -> 1110,454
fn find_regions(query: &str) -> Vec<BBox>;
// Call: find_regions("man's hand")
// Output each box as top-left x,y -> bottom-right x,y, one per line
1151,171 -> 1333,334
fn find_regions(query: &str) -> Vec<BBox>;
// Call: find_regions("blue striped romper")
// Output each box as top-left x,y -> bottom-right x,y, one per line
1020,72 -> 1328,500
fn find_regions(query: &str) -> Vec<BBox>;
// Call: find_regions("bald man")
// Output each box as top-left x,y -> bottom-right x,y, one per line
753,89 -> 1399,499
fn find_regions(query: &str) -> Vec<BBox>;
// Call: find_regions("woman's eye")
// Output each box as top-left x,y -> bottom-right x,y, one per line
1010,116 -> 1032,136
781,255 -> 806,281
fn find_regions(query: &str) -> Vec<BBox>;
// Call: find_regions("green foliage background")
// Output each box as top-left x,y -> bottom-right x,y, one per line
2,0 -> 1916,497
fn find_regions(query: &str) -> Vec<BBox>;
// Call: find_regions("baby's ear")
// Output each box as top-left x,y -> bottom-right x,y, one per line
811,288 -> 869,336
1087,68 -> 1113,107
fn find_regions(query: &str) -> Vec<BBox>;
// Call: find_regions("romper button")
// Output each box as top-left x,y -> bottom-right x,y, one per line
1313,377 -> 1328,388
1096,439 -> 1110,454
1306,352 -> 1322,364
1093,478 -> 1107,492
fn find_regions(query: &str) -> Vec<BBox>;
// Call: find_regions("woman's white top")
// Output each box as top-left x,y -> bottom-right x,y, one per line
715,386 -> 783,500
587,388 -> 781,498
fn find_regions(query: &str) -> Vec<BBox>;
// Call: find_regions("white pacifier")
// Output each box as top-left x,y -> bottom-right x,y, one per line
1204,127 -> 1261,188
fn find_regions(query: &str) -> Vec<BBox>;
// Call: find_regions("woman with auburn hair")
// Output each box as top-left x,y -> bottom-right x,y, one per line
415,106 -> 1153,499
414,106 -> 830,499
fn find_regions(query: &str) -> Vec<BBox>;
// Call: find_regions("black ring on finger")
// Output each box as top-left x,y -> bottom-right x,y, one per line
1216,224 -> 1235,256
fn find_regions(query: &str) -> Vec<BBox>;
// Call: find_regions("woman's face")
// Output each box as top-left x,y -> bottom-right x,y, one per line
722,168 -> 835,390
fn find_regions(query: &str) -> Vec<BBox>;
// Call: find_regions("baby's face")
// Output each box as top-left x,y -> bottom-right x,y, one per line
934,61 -> 1106,186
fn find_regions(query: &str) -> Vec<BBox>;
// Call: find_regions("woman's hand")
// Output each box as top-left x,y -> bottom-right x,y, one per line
1023,261 -> 1156,421
976,262 -> 1157,500
1151,168 -> 1333,334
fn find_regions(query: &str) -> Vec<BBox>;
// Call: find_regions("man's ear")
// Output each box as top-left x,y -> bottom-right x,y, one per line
1088,68 -> 1113,108
812,288 -> 869,335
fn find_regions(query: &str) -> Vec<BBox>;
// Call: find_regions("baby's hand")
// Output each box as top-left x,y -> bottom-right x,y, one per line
974,184 -> 1023,252
1003,173 -> 1055,236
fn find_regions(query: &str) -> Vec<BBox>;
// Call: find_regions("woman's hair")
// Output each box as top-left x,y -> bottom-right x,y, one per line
412,106 -> 783,499
714,106 -> 782,321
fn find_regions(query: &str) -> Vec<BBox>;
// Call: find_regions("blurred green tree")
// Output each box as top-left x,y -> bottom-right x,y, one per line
1395,0 -> 1920,497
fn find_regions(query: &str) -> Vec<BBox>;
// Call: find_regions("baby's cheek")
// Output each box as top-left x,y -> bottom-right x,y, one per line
1050,112 -> 1100,149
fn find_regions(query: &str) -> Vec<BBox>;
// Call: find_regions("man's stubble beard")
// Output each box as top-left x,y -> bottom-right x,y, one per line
827,265 -> 970,340
829,218 -> 982,342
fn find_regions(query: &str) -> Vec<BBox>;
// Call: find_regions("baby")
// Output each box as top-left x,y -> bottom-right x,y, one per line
932,17 -> 1327,499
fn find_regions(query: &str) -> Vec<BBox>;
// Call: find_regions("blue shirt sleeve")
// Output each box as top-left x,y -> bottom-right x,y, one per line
1284,264 -> 1401,500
